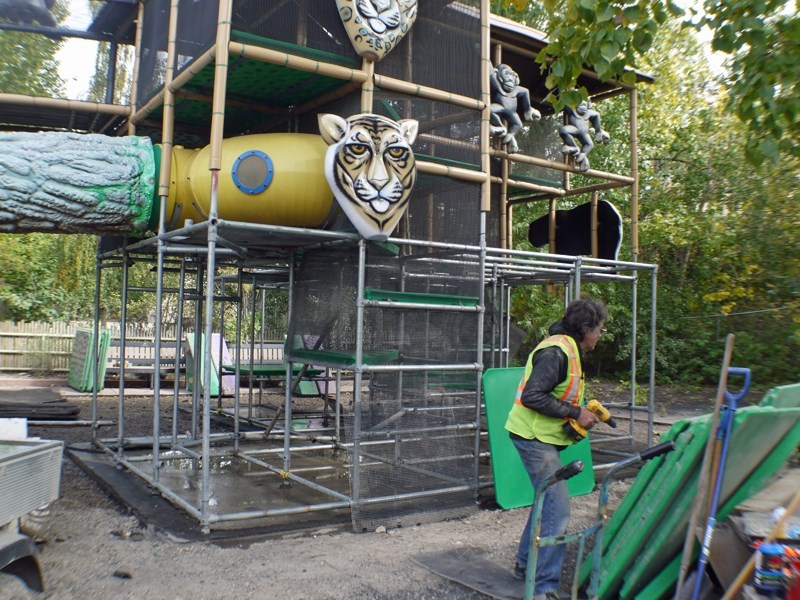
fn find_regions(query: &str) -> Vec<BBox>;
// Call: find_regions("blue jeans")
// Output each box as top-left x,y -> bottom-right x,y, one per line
511,436 -> 571,594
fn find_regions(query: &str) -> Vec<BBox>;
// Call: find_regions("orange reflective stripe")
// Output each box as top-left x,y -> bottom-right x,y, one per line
513,334 -> 583,408
514,378 -> 525,407
550,335 -> 581,406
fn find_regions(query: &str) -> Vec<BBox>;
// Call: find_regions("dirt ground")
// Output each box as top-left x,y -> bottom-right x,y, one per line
2,379 -> 729,600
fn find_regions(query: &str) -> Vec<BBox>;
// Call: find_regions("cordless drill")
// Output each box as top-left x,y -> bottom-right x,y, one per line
562,399 -> 617,441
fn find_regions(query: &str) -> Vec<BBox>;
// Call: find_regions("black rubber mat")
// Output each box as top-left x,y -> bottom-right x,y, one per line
0,389 -> 79,419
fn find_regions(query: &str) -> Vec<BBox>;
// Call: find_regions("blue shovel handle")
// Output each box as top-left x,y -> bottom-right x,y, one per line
724,367 -> 751,405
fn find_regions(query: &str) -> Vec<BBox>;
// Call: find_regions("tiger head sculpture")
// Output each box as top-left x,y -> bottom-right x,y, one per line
319,113 -> 418,241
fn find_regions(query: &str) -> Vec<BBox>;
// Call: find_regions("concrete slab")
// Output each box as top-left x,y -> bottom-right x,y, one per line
67,443 -> 354,544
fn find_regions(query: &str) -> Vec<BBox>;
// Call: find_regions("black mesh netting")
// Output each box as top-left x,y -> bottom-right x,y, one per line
136,0 -> 219,110
231,0 -> 353,62
286,244 -> 482,530
136,0 -> 171,109
375,0 -> 481,100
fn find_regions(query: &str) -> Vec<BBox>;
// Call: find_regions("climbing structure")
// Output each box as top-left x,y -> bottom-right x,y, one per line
0,1 -> 658,533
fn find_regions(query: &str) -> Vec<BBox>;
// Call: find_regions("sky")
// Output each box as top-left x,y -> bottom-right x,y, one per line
57,0 -> 96,99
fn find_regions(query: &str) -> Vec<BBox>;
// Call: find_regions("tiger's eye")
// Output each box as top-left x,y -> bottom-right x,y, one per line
387,147 -> 407,158
348,144 -> 369,155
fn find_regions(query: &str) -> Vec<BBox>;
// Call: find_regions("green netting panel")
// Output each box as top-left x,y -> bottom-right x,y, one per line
287,244 -> 482,364
373,89 -> 482,169
506,113 -> 568,195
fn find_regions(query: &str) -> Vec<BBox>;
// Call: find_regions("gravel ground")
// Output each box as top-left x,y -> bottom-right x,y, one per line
2,379 -> 721,600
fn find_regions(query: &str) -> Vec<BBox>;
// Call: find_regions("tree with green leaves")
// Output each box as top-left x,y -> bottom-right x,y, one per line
503,13 -> 799,385
495,0 -> 799,165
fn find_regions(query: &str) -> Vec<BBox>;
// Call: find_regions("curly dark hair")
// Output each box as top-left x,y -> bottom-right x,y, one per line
561,299 -> 607,342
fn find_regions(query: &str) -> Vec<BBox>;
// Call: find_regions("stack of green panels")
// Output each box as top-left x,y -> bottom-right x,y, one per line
577,390 -> 800,599
67,329 -> 110,392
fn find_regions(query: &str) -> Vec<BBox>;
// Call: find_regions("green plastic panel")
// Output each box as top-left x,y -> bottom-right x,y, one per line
587,420 -> 708,597
67,329 -> 110,392
759,382 -> 800,408
364,288 -> 479,307
184,333 -> 219,396
620,407 -> 800,598
482,368 -> 595,510
635,407 -> 800,599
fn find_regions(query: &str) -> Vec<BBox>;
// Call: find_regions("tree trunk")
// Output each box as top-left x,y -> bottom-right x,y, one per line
0,132 -> 155,234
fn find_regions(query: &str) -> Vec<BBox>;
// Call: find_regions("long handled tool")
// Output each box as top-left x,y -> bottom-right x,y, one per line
675,333 -> 735,598
689,367 -> 751,600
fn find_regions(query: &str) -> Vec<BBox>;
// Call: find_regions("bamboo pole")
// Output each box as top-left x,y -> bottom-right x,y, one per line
127,0 -> 145,135
489,175 -> 565,196
490,148 -> 636,184
417,160 -> 488,183
548,197 -> 557,254
500,154 -> 509,249
675,333 -> 736,597
480,0 -> 492,213
158,0 -> 179,200
374,73 -> 485,112
591,191 -> 598,258
209,2 -> 232,172
507,180 -> 629,205
0,93 -> 130,116
361,58 -> 375,113
630,87 -> 640,260
417,131 -> 479,151
227,41 -> 368,84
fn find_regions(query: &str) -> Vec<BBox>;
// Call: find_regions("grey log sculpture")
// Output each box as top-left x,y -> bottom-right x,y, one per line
0,132 -> 155,234
0,0 -> 56,27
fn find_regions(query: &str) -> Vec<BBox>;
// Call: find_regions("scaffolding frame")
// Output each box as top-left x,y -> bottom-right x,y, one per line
0,0 -> 661,532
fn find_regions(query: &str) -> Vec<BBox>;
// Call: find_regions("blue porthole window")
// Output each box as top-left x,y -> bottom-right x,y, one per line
232,150 -> 273,195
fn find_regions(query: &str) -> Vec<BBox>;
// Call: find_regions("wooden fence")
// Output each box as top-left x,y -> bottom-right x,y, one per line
0,321 -> 285,374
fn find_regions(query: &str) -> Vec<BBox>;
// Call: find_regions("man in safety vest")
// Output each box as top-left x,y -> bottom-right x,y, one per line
505,299 -> 607,600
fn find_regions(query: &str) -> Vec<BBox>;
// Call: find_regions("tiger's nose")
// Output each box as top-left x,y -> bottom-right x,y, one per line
367,157 -> 389,189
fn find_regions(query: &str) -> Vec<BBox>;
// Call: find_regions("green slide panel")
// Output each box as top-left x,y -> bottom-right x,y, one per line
482,368 -> 594,510
67,328 -> 110,392
589,419 -> 691,554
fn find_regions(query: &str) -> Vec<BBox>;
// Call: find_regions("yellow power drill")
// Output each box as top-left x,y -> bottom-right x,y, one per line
562,399 -> 617,441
